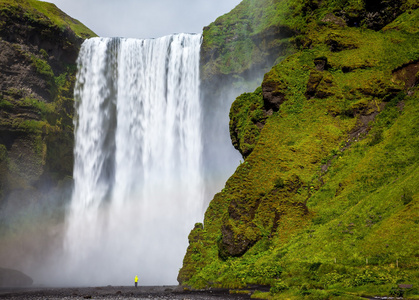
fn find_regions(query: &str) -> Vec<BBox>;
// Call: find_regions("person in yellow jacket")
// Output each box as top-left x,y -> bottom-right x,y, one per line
134,275 -> 138,288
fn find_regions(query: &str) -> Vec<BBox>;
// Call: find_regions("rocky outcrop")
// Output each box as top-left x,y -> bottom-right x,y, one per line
179,0 -> 419,293
262,80 -> 286,113
229,88 -> 267,158
200,0 -> 297,84
0,0 -> 94,200
0,0 -> 95,272
364,1 -> 416,29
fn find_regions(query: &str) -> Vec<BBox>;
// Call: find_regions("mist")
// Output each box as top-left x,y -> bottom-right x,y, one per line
0,178 -> 72,286
0,38 -> 268,289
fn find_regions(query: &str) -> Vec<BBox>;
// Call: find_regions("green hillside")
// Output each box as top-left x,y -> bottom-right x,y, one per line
0,0 -> 96,39
179,0 -> 419,299
0,0 -> 96,192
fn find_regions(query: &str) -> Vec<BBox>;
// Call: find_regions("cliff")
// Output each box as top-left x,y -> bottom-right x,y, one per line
199,0 -> 298,206
179,0 -> 419,298
0,0 -> 95,271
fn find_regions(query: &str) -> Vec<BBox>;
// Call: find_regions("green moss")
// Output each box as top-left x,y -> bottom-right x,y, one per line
201,0 -> 301,80
30,55 -> 53,78
21,96 -> 55,117
0,98 -> 13,109
229,87 -> 266,157
383,6 -> 419,33
180,3 -> 419,297
0,0 -> 96,38
13,119 -> 47,133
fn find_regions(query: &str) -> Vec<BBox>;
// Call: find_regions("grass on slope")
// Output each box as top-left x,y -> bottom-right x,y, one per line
0,0 -> 96,38
180,6 -> 419,299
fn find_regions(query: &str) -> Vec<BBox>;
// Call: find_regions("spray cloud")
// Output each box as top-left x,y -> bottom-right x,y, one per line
58,34 -> 203,286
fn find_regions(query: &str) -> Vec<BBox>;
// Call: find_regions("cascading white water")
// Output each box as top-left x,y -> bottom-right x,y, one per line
64,34 -> 203,286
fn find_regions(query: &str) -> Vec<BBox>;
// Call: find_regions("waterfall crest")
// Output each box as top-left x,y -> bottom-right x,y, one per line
64,34 -> 203,285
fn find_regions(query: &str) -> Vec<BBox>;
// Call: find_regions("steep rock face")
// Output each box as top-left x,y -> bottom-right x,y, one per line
200,0 -> 296,82
179,0 -> 419,294
200,0 -> 303,172
0,0 -> 95,238
199,0 -> 299,206
229,87 -> 267,158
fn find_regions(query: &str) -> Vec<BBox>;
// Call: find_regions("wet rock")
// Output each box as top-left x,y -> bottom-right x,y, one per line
306,70 -> 324,98
392,60 -> 419,90
314,56 -> 329,71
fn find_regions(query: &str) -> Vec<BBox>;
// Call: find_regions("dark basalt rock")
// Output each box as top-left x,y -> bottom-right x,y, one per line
262,81 -> 286,113
392,60 -> 419,90
336,0 -> 414,30
0,40 -> 52,102
0,4 -> 83,73
0,1 -> 93,277
218,223 -> 259,259
0,1 -> 85,204
306,70 -> 324,99
306,69 -> 334,100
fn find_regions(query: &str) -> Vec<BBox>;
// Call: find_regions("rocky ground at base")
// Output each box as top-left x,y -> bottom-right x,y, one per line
0,285 -> 256,300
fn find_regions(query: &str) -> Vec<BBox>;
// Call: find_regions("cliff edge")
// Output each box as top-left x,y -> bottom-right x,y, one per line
0,0 -> 95,273
179,0 -> 419,298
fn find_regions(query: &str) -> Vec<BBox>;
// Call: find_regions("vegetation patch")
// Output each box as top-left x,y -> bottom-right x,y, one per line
180,1 -> 419,299
0,0 -> 94,205
0,0 -> 96,38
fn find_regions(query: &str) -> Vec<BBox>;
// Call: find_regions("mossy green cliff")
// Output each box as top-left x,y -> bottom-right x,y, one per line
0,0 -> 95,232
179,0 -> 419,298
201,0 -> 296,82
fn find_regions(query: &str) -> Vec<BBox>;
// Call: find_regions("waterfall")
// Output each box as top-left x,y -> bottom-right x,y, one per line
64,34 -> 203,286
